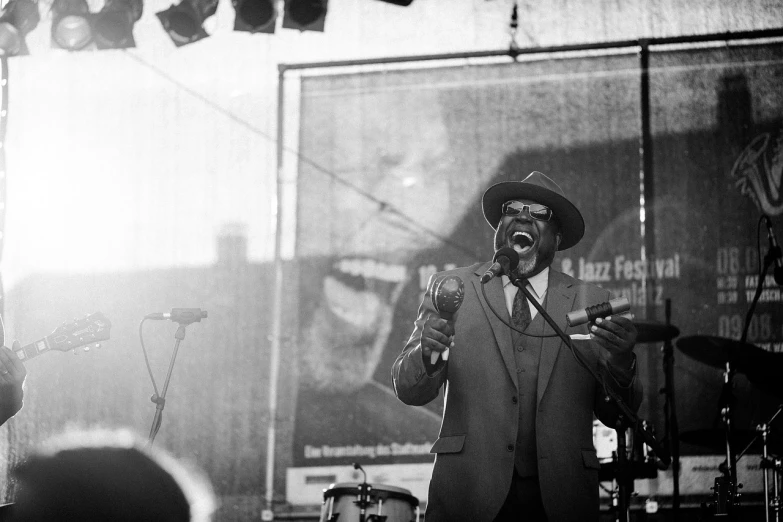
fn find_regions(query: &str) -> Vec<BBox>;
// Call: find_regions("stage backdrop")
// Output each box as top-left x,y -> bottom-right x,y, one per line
287,43 -> 783,506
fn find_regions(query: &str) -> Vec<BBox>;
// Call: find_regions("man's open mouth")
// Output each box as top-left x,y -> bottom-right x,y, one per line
510,231 -> 535,255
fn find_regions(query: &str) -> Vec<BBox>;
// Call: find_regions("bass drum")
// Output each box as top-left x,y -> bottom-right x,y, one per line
319,482 -> 420,522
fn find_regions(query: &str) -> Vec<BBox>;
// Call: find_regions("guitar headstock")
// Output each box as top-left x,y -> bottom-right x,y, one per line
47,312 -> 112,353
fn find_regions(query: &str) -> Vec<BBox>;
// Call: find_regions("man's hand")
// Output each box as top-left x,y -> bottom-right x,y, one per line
0,341 -> 26,423
590,315 -> 637,370
421,315 -> 455,366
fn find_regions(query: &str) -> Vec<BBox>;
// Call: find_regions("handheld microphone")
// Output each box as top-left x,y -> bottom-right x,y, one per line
480,247 -> 520,284
566,297 -> 630,327
430,275 -> 464,364
146,308 -> 208,325
764,216 -> 783,285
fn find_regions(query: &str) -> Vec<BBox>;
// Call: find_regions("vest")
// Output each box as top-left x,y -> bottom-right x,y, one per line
511,298 -> 546,477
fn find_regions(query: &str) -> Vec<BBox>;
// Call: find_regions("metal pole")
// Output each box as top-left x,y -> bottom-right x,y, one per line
264,66 -> 287,515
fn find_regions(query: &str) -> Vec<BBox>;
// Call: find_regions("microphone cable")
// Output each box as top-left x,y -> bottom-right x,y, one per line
480,280 -> 602,380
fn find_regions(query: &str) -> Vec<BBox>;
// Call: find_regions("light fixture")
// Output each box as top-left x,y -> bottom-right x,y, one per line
233,0 -> 276,33
156,0 -> 218,47
282,0 -> 326,32
51,0 -> 93,50
0,0 -> 39,56
93,0 -> 143,49
374,0 -> 414,4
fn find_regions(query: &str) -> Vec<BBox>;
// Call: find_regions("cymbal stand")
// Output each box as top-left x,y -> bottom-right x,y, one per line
660,299 -> 681,517
709,361 -> 741,519
615,417 -> 631,522
751,405 -> 782,522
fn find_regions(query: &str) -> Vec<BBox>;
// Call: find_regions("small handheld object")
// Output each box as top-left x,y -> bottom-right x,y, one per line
566,297 -> 630,327
430,275 -> 464,364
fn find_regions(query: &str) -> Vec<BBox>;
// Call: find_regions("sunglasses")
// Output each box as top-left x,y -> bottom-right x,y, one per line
501,201 -> 554,221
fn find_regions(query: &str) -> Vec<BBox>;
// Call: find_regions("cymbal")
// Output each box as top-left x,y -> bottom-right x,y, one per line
677,336 -> 750,368
677,336 -> 783,398
633,320 -> 680,343
679,428 -> 781,454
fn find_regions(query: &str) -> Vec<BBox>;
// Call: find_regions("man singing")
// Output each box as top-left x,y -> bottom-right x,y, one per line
392,171 -> 641,522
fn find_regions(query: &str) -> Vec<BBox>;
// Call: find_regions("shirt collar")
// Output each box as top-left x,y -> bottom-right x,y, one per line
502,267 -> 549,300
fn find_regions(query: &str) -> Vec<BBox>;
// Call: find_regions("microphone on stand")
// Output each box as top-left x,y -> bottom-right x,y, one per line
763,216 -> 783,285
145,308 -> 208,325
352,462 -> 370,522
430,275 -> 464,364
480,247 -> 520,284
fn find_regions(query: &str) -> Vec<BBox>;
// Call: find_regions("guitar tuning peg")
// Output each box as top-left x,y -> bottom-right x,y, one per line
73,349 -> 78,355
94,343 -> 101,349
83,346 -> 90,352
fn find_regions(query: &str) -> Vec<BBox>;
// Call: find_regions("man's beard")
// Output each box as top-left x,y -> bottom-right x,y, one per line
513,254 -> 538,278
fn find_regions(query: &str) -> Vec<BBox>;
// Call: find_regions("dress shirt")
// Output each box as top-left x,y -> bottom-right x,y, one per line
501,267 -> 549,319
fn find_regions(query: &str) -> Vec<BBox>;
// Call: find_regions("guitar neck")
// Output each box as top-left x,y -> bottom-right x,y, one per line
14,337 -> 49,361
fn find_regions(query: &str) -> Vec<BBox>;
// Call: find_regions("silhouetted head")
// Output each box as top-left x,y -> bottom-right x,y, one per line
10,428 -> 216,522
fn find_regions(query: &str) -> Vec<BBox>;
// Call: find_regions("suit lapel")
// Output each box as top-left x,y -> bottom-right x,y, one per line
472,263 -> 518,390
536,270 -> 576,406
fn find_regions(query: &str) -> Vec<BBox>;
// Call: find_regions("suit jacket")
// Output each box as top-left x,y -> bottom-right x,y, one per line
392,263 -> 642,522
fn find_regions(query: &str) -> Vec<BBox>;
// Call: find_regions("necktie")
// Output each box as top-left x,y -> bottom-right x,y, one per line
512,287 -> 531,331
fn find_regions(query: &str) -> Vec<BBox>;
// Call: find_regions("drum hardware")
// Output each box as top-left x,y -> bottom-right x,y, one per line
758,410 -> 782,522
641,300 -> 683,514
319,465 -> 420,522
677,333 -> 783,521
352,473 -> 394,522
732,405 -> 783,522
632,319 -> 680,344
677,337 -> 741,519
595,418 -> 663,522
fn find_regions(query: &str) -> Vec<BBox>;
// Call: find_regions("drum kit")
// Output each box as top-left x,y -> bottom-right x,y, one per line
676,334 -> 782,521
594,314 -> 783,522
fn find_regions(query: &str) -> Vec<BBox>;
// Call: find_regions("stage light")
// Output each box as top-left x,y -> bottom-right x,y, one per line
282,0 -> 326,32
51,0 -> 93,50
93,0 -> 143,49
233,0 -> 276,33
0,0 -> 39,56
156,0 -> 218,47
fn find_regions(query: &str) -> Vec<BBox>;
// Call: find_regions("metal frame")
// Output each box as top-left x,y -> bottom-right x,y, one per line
269,27 -> 783,515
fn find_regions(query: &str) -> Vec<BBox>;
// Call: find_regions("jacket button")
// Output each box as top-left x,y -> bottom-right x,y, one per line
507,444 -> 514,452
512,396 -> 518,404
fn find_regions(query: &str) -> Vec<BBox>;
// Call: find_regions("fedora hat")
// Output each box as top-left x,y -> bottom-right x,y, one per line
482,171 -> 584,251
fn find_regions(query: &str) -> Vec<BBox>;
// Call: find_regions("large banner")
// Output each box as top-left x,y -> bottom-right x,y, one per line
288,42 -> 783,507
648,44 -> 783,458
288,54 -> 643,503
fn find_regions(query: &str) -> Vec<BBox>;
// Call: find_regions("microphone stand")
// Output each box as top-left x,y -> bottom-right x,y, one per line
509,276 -> 670,522
147,322 -> 191,445
353,463 -> 371,522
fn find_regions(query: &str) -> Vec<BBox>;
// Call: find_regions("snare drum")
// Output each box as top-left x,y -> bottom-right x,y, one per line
319,482 -> 420,522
